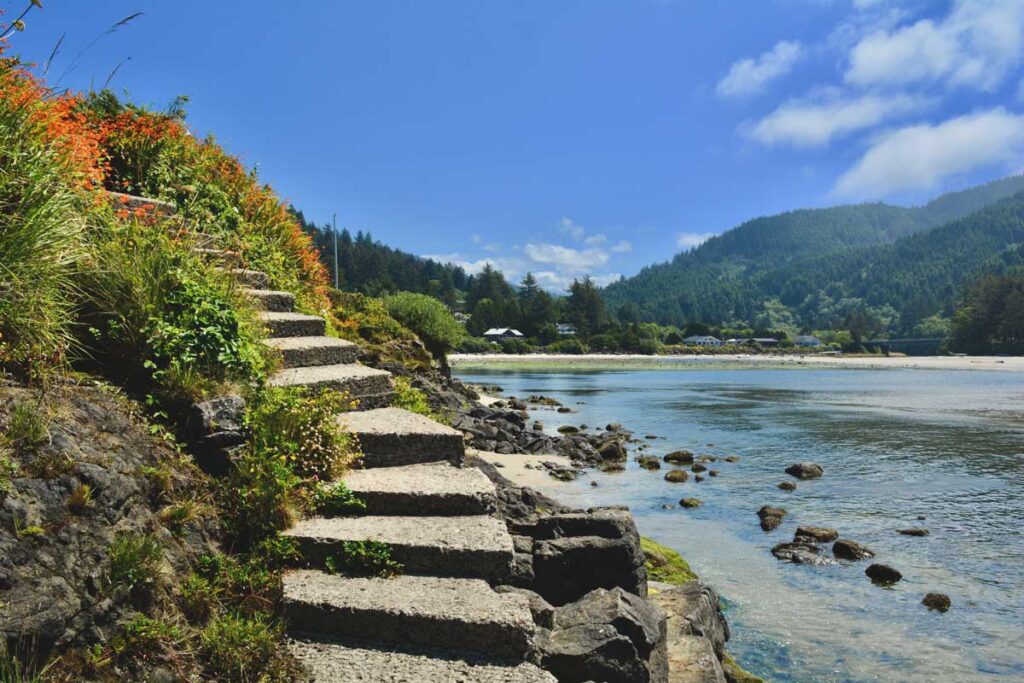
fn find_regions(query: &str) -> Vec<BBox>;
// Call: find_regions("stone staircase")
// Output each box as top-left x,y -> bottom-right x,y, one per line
136,202 -> 556,680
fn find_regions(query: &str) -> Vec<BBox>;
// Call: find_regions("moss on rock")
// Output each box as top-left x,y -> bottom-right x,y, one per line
640,536 -> 697,586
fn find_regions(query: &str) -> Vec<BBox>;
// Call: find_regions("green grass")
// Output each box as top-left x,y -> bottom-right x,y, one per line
3,400 -> 49,449
641,536 -> 698,586
107,532 -> 164,591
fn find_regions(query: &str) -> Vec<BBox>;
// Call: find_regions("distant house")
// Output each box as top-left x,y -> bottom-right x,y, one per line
483,327 -> 524,341
556,323 -> 577,336
794,335 -> 823,347
683,335 -> 723,347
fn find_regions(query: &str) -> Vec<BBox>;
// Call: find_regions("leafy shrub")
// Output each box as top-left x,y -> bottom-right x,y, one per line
107,532 -> 163,591
199,614 -> 283,683
0,61 -> 89,380
457,336 -> 494,353
546,338 -> 587,354
246,387 -> 359,481
498,338 -> 534,354
390,375 -> 432,417
219,447 -> 301,550
310,481 -> 366,516
324,540 -> 402,578
180,573 -> 220,624
383,292 -> 464,366
110,615 -> 184,663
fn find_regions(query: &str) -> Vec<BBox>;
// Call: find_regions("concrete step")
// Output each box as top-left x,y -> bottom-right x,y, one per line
269,364 -> 393,403
285,515 -> 513,580
243,288 -> 295,312
287,637 -> 556,682
260,311 -> 327,338
344,462 -> 496,516
283,571 -> 535,660
264,336 -> 359,368
229,268 -> 270,289
338,407 -> 465,468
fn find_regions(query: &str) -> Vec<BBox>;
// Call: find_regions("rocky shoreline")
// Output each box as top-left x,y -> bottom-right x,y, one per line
410,371 -> 761,682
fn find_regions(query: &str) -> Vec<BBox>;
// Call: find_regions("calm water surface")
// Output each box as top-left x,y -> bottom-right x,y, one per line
454,366 -> 1024,683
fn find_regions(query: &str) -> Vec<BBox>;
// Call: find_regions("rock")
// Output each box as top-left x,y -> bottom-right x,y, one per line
637,456 -> 661,470
917,514 -> 927,521
777,481 -> 797,491
771,541 -> 832,565
697,456 -> 717,463
922,593 -> 951,612
897,528 -> 929,537
723,456 -> 740,463
785,462 -> 823,480
794,526 -> 839,543
599,441 -> 628,462
832,539 -> 875,561
865,563 -> 902,584
645,435 -> 659,440
664,470 -> 690,483
591,481 -> 599,487
495,585 -> 556,628
661,504 -> 675,510
532,421 -> 544,431
708,470 -> 719,477
694,475 -> 705,483
557,407 -> 573,414
601,462 -> 626,473
757,506 -> 786,532
536,587 -> 668,683
691,463 -> 707,473
664,451 -> 694,465
607,423 -> 624,432
558,425 -> 580,434
665,636 -> 726,683
679,498 -> 703,509
648,581 -> 729,657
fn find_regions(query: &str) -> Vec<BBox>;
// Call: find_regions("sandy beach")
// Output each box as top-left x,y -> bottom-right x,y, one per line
469,448 -> 575,488
451,352 -> 1024,372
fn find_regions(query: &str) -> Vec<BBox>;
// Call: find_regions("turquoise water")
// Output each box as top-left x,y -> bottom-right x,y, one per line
454,366 -> 1024,683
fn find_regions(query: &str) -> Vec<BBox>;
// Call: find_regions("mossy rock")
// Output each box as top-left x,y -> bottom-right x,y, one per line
722,652 -> 766,683
640,536 -> 697,585
680,497 -> 703,509
664,469 -> 689,483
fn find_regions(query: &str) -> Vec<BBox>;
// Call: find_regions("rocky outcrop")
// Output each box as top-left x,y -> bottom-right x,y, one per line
785,462 -> 823,479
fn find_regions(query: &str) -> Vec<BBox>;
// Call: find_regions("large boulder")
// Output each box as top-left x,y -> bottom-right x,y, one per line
535,587 -> 668,683
785,462 -> 823,480
648,581 -> 729,658
665,636 -> 726,683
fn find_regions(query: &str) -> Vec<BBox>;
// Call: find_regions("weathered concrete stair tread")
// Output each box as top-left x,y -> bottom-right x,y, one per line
229,268 -> 269,288
288,637 -> 556,682
264,335 -> 358,368
283,571 -> 534,659
260,311 -> 327,338
243,288 -> 295,312
285,515 -> 512,579
344,462 -> 495,515
269,363 -> 392,396
339,407 -> 464,467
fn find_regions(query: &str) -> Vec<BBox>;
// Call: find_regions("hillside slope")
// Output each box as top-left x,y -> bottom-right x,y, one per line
602,176 -> 1024,329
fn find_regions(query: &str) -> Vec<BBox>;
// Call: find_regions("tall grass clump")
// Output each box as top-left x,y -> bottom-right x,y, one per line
0,59 -> 89,380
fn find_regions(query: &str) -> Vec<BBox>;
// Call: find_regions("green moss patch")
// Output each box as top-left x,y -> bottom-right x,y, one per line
640,536 -> 697,586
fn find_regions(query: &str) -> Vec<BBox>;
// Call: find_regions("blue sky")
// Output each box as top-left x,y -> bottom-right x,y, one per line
9,1 -> 1024,290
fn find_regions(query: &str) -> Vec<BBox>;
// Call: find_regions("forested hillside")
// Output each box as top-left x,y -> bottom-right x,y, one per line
293,209 -> 471,304
602,176 -> 1024,333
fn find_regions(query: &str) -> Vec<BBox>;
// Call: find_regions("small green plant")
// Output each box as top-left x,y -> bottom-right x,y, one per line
13,515 -> 44,538
109,615 -> 184,663
219,447 -> 301,549
107,531 -> 163,591
139,464 -> 173,503
0,449 -> 16,498
325,540 -> 402,578
179,573 -> 220,625
66,483 -> 94,515
309,481 -> 366,516
391,375 -> 431,416
158,498 -> 208,536
3,400 -> 49,449
199,613 -> 283,683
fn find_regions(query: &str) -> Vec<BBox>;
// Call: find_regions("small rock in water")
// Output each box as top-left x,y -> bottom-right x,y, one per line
694,475 -> 706,482
897,528 -> 929,537
590,480 -> 599,487
636,455 -> 661,470
664,450 -> 694,465
706,443 -> 715,447
680,498 -> 703,508
532,421 -> 544,431
664,469 -> 689,483
661,503 -> 675,509
865,563 -> 903,584
724,455 -> 740,463
557,425 -> 579,434
922,593 -> 951,612
691,463 -> 708,473
772,541 -> 832,565
645,434 -> 659,440
600,462 -> 625,473
833,539 -> 875,560
778,481 -> 797,491
557,406 -> 573,413
785,462 -> 824,480
708,469 -> 720,477
917,514 -> 927,520
795,526 -> 839,543
758,506 -> 787,532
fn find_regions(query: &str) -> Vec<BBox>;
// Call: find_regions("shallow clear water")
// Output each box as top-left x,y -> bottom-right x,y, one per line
454,366 -> 1024,683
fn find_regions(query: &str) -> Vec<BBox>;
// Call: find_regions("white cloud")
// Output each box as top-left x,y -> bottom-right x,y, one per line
611,240 -> 632,253
845,1 -> 1024,91
470,233 -> 482,245
523,242 -> 609,272
833,108 -> 1024,198
747,92 -> 930,147
558,217 -> 585,241
676,232 -> 715,250
716,40 -> 803,98
583,233 -> 608,247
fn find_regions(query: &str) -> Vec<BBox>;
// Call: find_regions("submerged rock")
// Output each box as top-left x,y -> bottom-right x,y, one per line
691,463 -> 708,473
680,498 -> 703,509
664,450 -> 694,465
897,528 -> 929,537
795,526 -> 839,543
785,462 -> 823,480
777,481 -> 797,491
832,539 -> 875,561
694,475 -> 706,483
865,563 -> 903,584
637,456 -> 661,470
757,506 -> 786,532
772,541 -> 832,565
922,593 -> 951,612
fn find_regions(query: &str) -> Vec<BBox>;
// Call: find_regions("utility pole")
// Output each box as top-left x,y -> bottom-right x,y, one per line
332,212 -> 339,289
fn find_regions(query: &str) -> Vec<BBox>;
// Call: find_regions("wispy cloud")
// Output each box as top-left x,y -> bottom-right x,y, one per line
833,108 -> 1024,198
747,92 -> 931,147
676,232 -> 715,250
717,40 -> 803,98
